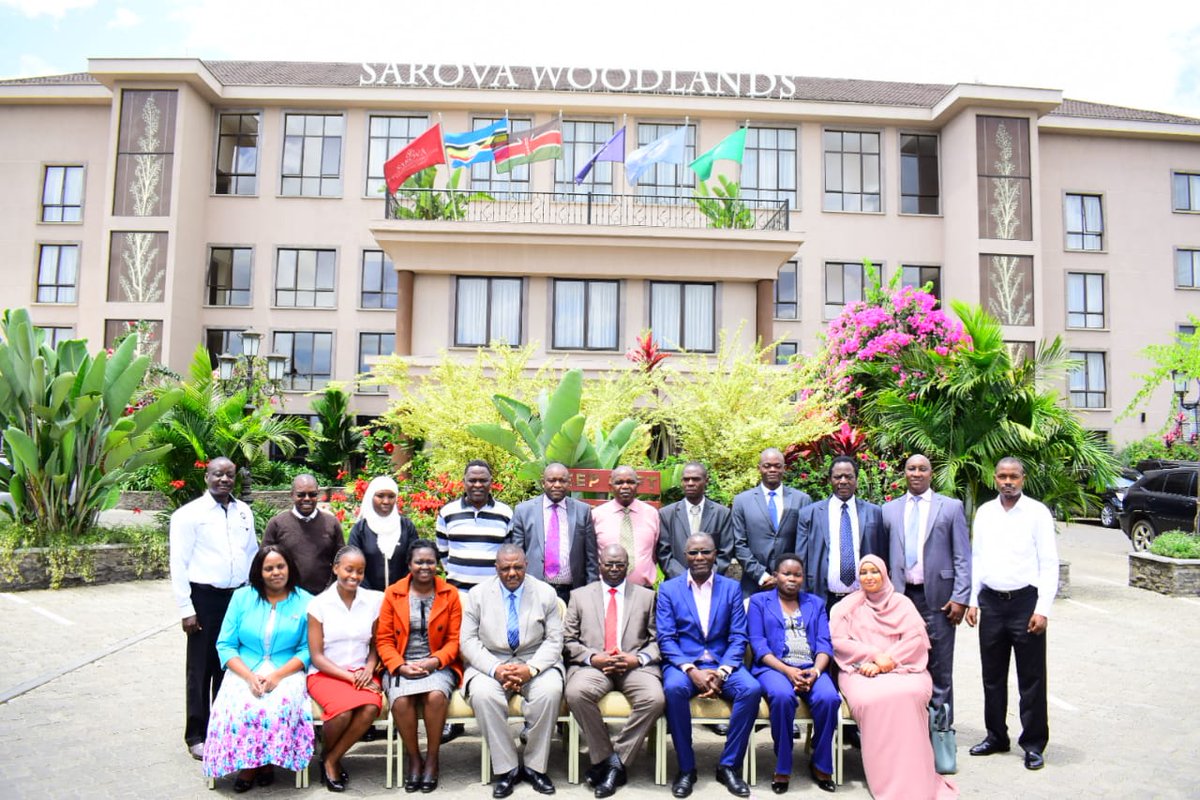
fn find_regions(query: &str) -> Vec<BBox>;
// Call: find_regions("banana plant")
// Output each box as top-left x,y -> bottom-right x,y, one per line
694,175 -> 754,229
391,166 -> 494,221
467,369 -> 641,481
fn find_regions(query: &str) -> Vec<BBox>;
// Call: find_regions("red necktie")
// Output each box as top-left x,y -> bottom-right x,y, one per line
604,587 -> 618,652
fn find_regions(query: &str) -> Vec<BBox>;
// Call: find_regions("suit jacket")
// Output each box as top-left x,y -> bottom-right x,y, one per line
732,485 -> 812,595
511,495 -> 598,587
746,589 -> 832,678
459,575 -> 564,689
376,574 -> 463,682
797,497 -> 886,602
656,497 -> 734,579
881,491 -> 971,608
563,581 -> 661,680
655,572 -> 748,671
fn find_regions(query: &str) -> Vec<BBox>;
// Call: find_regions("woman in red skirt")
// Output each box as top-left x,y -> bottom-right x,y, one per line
306,545 -> 385,792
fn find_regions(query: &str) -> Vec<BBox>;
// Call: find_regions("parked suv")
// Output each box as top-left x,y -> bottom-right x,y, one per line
1099,468 -> 1141,528
1119,465 -> 1199,550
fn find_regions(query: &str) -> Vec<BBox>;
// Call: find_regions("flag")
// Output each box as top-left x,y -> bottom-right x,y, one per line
574,126 -> 626,185
690,127 -> 747,181
383,124 -> 446,193
444,119 -> 509,168
625,125 -> 687,186
495,118 -> 563,173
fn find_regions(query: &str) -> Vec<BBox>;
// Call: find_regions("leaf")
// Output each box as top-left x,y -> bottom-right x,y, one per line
596,418 -> 640,468
545,414 -> 586,464
466,423 -> 529,460
3,427 -> 38,475
543,370 -> 583,442
517,460 -> 546,482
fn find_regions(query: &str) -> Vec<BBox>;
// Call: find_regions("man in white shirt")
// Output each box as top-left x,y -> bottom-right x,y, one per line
966,457 -> 1059,771
168,457 -> 259,759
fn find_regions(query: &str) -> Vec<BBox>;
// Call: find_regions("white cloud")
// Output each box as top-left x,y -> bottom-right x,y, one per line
15,53 -> 61,78
0,0 -> 96,19
107,6 -> 140,28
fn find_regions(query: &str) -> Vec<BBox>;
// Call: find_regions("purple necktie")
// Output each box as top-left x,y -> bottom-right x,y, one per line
546,503 -> 561,580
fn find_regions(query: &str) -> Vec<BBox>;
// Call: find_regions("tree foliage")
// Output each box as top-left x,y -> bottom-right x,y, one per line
308,384 -> 362,480
1119,315 -> 1200,426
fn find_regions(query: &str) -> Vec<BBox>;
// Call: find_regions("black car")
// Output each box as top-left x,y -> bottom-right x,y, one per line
1118,465 -> 1199,550
1098,468 -> 1141,528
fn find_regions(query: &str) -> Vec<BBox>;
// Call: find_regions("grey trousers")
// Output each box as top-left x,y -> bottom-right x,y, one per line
466,668 -> 564,774
565,667 -> 665,767
907,585 -> 957,723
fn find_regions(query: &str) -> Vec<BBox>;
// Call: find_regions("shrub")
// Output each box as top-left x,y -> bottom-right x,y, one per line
1117,434 -> 1200,469
1148,531 -> 1200,560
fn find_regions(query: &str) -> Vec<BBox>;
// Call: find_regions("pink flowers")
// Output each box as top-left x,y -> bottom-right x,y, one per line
625,331 -> 670,373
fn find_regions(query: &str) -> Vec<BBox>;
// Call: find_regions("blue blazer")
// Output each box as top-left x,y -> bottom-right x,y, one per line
655,572 -> 747,671
216,585 -> 313,672
747,589 -> 832,678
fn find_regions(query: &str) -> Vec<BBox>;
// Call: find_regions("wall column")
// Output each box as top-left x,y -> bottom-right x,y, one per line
755,279 -> 773,361
394,269 -> 415,356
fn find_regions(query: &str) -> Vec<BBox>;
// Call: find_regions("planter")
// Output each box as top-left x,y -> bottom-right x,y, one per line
116,489 -> 332,512
0,543 -> 168,592
1128,552 -> 1200,597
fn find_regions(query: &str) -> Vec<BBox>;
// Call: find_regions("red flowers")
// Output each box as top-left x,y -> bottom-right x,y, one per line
194,460 -> 207,469
334,509 -> 346,522
625,331 -> 670,373
353,478 -> 369,500
170,479 -> 186,490
335,469 -> 348,481
382,441 -> 395,455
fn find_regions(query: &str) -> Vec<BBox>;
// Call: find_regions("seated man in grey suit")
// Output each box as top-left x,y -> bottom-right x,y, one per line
883,453 -> 971,722
657,461 -> 734,579
797,455 -> 886,613
512,462 -> 598,603
564,544 -> 665,798
461,544 -> 565,798
732,448 -> 811,598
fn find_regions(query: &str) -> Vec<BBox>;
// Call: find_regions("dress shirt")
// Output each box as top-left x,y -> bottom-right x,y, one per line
592,498 -> 660,586
759,484 -> 783,524
169,492 -> 258,618
970,493 -> 1059,617
826,496 -> 862,595
306,584 -> 384,674
542,496 -> 572,584
493,583 -> 526,678
684,571 -> 718,667
291,506 -> 320,522
685,498 -> 704,533
904,488 -> 933,584
598,580 -> 652,664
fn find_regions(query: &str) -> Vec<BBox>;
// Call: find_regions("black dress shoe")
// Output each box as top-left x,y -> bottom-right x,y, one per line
594,762 -> 626,798
443,722 -> 465,743
771,778 -> 789,794
672,770 -> 698,798
842,725 -> 861,748
420,774 -> 439,792
585,762 -> 607,787
523,767 -> 556,795
969,738 -> 1011,756
1024,750 -> 1045,770
707,723 -> 730,736
715,764 -> 750,797
319,765 -> 346,793
809,764 -> 836,793
493,768 -> 522,799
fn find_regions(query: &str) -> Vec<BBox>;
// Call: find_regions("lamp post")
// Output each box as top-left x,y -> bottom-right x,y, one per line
217,328 -> 287,501
1171,370 -> 1200,533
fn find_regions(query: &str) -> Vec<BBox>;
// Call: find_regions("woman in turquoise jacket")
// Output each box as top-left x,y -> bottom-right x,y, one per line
202,545 -> 315,792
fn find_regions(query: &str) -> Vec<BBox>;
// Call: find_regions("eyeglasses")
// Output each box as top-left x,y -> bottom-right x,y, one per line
685,549 -> 715,556
600,561 -> 628,568
294,491 -> 319,498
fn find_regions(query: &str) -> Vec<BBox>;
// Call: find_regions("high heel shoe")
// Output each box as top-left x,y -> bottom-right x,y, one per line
320,763 -> 346,793
420,770 -> 439,793
404,757 -> 424,793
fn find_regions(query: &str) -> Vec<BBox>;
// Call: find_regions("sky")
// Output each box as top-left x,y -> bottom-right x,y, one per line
1,0 -> 1199,118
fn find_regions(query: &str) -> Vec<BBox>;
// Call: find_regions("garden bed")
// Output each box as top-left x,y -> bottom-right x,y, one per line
116,490 -> 317,512
1128,552 -> 1200,597
1,542 -> 168,591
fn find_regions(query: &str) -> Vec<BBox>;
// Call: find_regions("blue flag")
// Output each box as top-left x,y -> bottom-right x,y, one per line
574,126 -> 626,185
444,119 -> 509,168
625,125 -> 687,186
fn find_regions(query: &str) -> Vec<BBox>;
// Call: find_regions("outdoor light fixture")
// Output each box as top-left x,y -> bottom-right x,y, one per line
216,330 -> 287,501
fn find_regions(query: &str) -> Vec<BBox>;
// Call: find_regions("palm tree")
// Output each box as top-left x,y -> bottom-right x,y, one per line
309,385 -> 362,479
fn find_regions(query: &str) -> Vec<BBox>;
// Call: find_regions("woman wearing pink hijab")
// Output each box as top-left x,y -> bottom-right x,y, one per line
830,554 -> 957,800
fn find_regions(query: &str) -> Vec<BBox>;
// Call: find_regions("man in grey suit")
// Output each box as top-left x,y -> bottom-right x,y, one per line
657,462 -> 733,578
732,448 -> 811,598
564,544 -> 665,798
512,462 -> 599,603
461,544 -> 565,798
797,455 -> 886,613
882,453 -> 971,722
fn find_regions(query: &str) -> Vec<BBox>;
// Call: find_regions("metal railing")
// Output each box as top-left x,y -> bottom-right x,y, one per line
384,189 -> 790,231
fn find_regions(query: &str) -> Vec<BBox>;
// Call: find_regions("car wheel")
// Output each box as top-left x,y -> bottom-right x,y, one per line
1130,518 -> 1157,552
1099,503 -> 1117,528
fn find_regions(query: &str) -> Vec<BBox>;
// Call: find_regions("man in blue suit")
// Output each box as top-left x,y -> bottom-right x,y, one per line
797,455 -> 886,613
731,448 -> 812,598
656,533 -> 761,798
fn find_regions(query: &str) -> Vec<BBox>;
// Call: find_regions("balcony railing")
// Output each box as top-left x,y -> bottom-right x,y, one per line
384,189 -> 790,231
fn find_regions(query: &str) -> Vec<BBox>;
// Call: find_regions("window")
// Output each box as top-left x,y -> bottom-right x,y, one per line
35,244 -> 78,303
36,325 -> 74,347
41,165 -> 83,222
1177,249 -> 1200,289
454,277 -> 522,347
205,328 -> 246,368
1068,351 -> 1107,408
742,127 -> 797,206
775,261 -> 799,319
206,247 -> 252,306
823,130 -> 881,212
1066,273 -> 1105,328
900,134 -> 939,214
366,115 -> 426,196
275,248 -> 335,307
274,331 -> 334,390
555,119 -> 616,195
360,250 -> 397,309
649,281 -> 715,352
1173,171 -> 1200,212
775,341 -> 798,365
215,113 -> 259,195
1163,470 -> 1197,497
552,279 -> 619,350
1065,193 -> 1104,250
824,261 -> 866,318
281,113 -> 343,196
635,122 -> 696,200
358,332 -> 395,393
1180,323 -> 1197,340
471,116 -> 530,196
901,265 -> 941,303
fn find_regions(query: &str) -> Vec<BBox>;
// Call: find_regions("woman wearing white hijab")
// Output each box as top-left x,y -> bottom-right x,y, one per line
347,476 -> 418,591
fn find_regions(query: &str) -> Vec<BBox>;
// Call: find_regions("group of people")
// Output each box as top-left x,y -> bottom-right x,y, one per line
169,448 -> 1060,799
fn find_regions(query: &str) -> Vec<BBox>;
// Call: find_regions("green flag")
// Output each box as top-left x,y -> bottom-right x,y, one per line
689,127 -> 747,181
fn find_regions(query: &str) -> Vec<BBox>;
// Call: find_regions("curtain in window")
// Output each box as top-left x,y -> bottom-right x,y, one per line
490,278 -> 522,344
456,278 -> 488,345
684,284 -> 714,351
555,281 -> 585,348
588,282 -> 618,349
651,285 -> 680,350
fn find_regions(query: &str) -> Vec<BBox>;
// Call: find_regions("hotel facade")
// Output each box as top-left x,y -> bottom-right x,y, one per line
1,59 -> 1198,444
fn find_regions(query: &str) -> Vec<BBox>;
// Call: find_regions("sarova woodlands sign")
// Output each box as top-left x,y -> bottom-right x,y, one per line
359,63 -> 809,100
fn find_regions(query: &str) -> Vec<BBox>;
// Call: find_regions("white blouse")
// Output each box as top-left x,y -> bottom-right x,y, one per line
307,585 -> 384,674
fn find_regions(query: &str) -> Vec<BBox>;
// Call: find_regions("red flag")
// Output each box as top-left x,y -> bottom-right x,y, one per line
384,124 -> 446,193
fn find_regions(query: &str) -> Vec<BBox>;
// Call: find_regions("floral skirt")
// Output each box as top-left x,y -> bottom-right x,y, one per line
202,662 -> 314,778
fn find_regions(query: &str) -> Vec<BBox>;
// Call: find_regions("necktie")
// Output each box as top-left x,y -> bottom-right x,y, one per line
506,591 -> 520,651
620,507 -> 635,569
546,503 -> 561,580
905,495 -> 921,570
767,490 -> 779,532
839,502 -> 855,586
689,503 -> 702,534
604,587 -> 619,652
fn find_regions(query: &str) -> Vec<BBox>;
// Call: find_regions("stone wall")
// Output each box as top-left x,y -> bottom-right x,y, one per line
116,490 -> 323,512
0,544 -> 168,591
1128,552 -> 1200,597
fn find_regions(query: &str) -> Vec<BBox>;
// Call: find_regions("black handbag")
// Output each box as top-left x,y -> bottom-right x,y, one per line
928,702 -> 957,775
